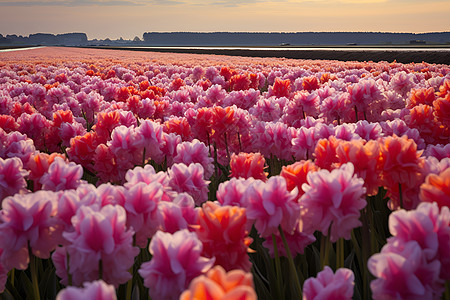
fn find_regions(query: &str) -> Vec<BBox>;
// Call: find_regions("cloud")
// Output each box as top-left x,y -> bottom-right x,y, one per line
0,0 -> 147,6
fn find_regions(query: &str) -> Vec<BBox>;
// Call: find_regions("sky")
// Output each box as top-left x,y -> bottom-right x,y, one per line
0,0 -> 449,40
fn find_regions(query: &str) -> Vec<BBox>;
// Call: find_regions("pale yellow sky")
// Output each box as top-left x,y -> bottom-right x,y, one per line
0,0 -> 449,40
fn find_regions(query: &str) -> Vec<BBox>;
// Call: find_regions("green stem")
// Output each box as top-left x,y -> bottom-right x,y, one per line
398,183 -> 403,209
272,234 -> 284,299
445,280 -> 449,300
99,259 -> 103,280
354,105 -> 358,122
30,252 -> 41,300
237,131 -> 242,152
10,268 -> 14,288
224,132 -> 230,160
125,271 -> 133,300
278,227 -> 302,296
67,252 -> 72,286
321,233 -> 331,269
336,238 -> 344,269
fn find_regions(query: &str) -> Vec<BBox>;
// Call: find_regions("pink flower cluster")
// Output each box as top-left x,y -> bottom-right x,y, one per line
0,47 -> 449,298
303,266 -> 355,300
368,202 -> 450,299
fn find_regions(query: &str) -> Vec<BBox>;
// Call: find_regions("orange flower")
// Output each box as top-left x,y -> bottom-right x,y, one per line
280,160 -> 318,194
230,152 -> 268,181
437,78 -> 450,98
419,168 -> 450,209
408,87 -> 436,108
67,132 -> 99,167
302,75 -> 320,92
433,93 -> 450,128
164,117 -> 192,141
378,135 -> 425,209
270,78 -> 291,98
180,265 -> 256,300
336,139 -> 381,196
195,202 -> 253,272
314,136 -> 340,170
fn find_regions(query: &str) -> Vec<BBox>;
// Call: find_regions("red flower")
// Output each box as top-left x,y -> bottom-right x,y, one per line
302,75 -> 320,92
230,152 -> 268,181
269,78 -> 291,98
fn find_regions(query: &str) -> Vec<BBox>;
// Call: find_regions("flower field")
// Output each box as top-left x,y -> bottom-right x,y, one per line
0,47 -> 449,299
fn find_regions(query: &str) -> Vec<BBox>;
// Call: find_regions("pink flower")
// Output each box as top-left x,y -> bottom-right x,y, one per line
389,71 -> 416,96
160,132 -> 182,167
125,165 -> 175,201
180,265 -> 257,300
293,90 -> 320,118
0,191 -> 61,270
2,131 -> 36,165
195,202 -> 253,271
138,229 -> 215,300
0,157 -> 29,200
107,125 -> 141,169
388,202 -> 450,281
168,163 -> 210,206
303,266 -> 355,300
251,121 -> 296,161
347,79 -> 382,116
124,182 -> 163,247
299,163 -> 367,242
368,241 -> 442,299
56,280 -> 117,300
291,127 -> 316,161
134,119 -> 165,164
319,92 -> 352,125
245,176 -> 300,237
216,177 -> 255,207
40,157 -> 84,191
60,205 -> 138,287
173,139 -> 214,179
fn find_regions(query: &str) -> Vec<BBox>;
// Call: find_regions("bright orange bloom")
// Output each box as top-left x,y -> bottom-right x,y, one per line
280,160 -> 318,194
52,110 -> 74,127
67,132 -> 99,167
419,168 -> 450,209
229,74 -> 251,91
302,75 -> 320,92
271,78 -> 291,98
229,152 -> 268,181
437,79 -> 450,97
433,93 -> 450,128
93,111 -> 121,143
180,265 -> 256,300
314,136 -> 340,170
408,87 -> 436,108
164,117 -> 192,141
195,202 -> 253,272
336,139 -> 381,196
378,135 -> 424,187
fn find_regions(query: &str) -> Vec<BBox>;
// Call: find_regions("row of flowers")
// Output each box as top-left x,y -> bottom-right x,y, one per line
0,47 -> 449,299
